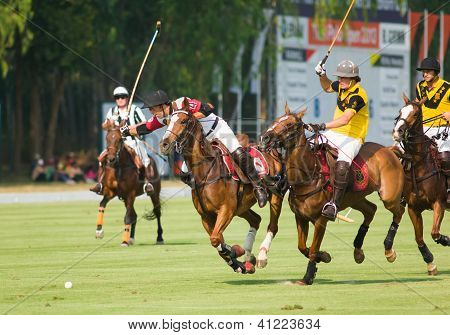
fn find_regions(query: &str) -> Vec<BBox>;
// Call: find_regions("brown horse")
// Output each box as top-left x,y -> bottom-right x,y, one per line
259,104 -> 405,285
159,100 -> 285,273
95,120 -> 163,246
392,96 -> 449,275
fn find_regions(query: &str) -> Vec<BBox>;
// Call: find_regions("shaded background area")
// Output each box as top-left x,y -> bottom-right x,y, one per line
0,0 -> 448,181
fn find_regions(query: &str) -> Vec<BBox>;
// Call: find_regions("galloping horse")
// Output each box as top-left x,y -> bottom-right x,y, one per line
95,120 -> 163,246
392,95 -> 449,275
259,104 -> 405,285
159,99 -> 285,274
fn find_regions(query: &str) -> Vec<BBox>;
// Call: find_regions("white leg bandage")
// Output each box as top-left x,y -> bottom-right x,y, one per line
243,227 -> 257,258
260,231 -> 274,252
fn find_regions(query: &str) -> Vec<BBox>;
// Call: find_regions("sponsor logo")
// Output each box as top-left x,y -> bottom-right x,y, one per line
371,54 -> 404,68
309,19 -> 379,48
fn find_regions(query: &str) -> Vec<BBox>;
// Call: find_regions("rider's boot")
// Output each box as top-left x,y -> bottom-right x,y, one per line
438,151 -> 450,204
89,163 -> 104,195
322,161 -> 350,221
143,165 -> 154,196
232,147 -> 268,208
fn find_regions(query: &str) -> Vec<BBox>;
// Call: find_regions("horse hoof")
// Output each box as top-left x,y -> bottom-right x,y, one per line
319,251 -> 332,263
294,280 -> 308,286
427,263 -> 438,276
156,239 -> 164,245
354,249 -> 365,264
256,248 -> 268,268
120,241 -> 129,247
128,238 -> 135,245
232,245 -> 245,258
256,258 -> 267,268
95,229 -> 104,239
385,249 -> 397,263
244,261 -> 256,274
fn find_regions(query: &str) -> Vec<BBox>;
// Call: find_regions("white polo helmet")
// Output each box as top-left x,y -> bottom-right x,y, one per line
333,60 -> 359,77
113,86 -> 129,97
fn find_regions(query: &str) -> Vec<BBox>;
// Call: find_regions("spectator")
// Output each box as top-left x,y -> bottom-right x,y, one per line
31,159 -> 47,182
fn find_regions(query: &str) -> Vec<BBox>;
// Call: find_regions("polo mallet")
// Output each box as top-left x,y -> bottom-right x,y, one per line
127,20 -> 162,112
319,0 -> 356,67
337,208 -> 355,223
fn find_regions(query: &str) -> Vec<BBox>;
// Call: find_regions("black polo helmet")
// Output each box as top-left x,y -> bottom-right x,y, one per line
142,89 -> 170,109
416,57 -> 440,73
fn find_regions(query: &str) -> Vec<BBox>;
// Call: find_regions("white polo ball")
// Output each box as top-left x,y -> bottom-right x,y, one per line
64,281 -> 73,289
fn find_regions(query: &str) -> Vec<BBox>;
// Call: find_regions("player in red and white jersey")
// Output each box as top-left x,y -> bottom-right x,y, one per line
122,90 -> 267,208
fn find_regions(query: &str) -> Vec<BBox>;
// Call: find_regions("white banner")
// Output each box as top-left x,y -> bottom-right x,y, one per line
275,15 -> 410,146
1,315 -> 447,335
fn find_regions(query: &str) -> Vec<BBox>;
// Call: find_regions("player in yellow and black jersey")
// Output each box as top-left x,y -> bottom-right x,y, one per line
311,60 -> 370,220
415,57 -> 450,203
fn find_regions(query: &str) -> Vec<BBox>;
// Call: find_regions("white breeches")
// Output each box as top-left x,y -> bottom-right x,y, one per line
318,130 -> 363,163
424,126 -> 450,152
125,139 -> 150,167
204,118 -> 242,153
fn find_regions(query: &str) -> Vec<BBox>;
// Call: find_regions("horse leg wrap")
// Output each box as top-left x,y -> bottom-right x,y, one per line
354,224 -> 369,249
434,235 -> 450,247
96,207 -> 105,226
302,261 -> 318,285
418,244 -> 434,263
384,222 -> 399,250
243,227 -> 257,257
217,243 -> 246,273
122,224 -> 131,244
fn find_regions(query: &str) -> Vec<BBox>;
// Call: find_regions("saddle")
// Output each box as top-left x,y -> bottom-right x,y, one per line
315,144 -> 370,192
210,140 -> 269,184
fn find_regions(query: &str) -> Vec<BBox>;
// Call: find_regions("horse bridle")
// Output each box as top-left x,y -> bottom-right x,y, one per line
106,131 -> 124,167
262,117 -> 305,151
164,111 -> 200,154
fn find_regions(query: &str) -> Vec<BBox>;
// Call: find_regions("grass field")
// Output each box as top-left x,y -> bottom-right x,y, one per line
1,193 -> 449,315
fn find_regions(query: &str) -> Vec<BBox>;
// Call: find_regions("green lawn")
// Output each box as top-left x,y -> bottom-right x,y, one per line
1,194 -> 449,315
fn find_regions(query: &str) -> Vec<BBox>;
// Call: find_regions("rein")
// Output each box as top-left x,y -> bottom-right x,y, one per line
261,119 -> 327,199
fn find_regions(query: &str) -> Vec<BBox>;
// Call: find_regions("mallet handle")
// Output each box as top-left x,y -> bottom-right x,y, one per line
127,21 -> 162,113
320,0 -> 356,66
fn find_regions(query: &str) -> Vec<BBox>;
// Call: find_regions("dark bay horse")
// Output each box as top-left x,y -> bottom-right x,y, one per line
259,104 -> 405,285
95,120 -> 163,246
159,100 -> 284,274
392,96 -> 449,275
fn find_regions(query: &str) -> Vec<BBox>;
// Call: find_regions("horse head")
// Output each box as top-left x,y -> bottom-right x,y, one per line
105,119 -> 124,166
160,97 -> 199,155
392,93 -> 427,142
260,102 -> 306,151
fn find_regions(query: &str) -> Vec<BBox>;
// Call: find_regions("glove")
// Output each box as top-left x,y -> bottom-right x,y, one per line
307,123 -> 326,132
315,62 -> 326,76
120,125 -> 131,137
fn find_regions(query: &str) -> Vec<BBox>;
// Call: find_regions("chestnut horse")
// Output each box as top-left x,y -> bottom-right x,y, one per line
392,96 -> 449,275
259,104 -> 405,284
94,120 -> 163,246
159,101 -> 284,274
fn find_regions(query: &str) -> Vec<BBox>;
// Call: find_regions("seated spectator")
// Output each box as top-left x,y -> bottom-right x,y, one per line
84,164 -> 97,183
31,159 -> 47,182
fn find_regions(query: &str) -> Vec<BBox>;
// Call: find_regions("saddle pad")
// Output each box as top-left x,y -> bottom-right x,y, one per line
211,145 -> 269,181
247,146 -> 269,177
350,155 -> 369,192
317,150 -> 369,192
212,144 -> 239,181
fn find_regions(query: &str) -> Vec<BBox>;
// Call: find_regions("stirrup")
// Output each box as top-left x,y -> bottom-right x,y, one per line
143,182 -> 154,195
90,183 -> 103,195
321,201 -> 337,221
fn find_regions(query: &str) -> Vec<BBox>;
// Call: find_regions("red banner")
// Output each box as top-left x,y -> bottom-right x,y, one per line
308,19 -> 379,49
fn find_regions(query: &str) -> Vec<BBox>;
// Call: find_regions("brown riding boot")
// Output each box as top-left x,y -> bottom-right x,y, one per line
322,161 -> 350,221
143,165 -> 154,196
232,147 -> 268,208
438,152 -> 450,204
89,164 -> 104,195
